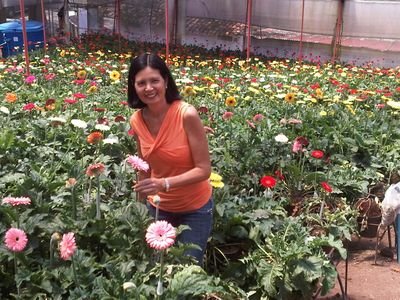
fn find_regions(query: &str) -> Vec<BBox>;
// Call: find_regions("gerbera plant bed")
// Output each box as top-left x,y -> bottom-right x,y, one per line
1,32 -> 400,299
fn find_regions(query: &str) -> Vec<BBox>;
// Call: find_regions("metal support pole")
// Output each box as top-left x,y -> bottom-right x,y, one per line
298,0 -> 305,62
19,0 -> 30,76
165,0 -> 170,63
246,0 -> 252,61
40,0 -> 47,53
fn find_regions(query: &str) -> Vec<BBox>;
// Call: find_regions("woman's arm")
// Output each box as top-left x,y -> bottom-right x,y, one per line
133,135 -> 151,200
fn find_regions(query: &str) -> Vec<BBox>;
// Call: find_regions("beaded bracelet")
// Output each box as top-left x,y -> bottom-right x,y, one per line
163,178 -> 170,192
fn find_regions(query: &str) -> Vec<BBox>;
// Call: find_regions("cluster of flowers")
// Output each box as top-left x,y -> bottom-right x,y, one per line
2,197 -> 77,260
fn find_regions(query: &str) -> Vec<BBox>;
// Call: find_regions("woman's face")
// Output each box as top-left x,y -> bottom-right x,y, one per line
134,66 -> 167,106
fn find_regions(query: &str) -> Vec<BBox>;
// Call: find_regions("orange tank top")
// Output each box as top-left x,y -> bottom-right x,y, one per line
129,100 -> 212,212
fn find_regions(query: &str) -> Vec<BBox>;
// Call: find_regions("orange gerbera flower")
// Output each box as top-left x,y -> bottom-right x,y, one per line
5,92 -> 17,103
285,92 -> 296,103
45,98 -> 56,111
87,131 -> 104,144
225,96 -> 237,107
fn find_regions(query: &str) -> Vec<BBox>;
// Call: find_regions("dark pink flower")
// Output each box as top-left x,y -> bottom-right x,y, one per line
44,73 -> 56,81
73,93 -> 87,99
64,98 -> 78,105
25,75 -> 36,84
127,129 -> 135,136
22,103 -> 36,111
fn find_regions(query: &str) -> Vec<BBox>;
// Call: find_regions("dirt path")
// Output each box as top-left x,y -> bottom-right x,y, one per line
318,229 -> 400,300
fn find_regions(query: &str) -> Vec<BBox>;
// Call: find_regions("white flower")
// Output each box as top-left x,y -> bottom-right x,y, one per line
95,124 -> 111,131
71,119 -> 87,129
274,133 -> 289,143
0,106 -> 10,114
49,117 -> 66,123
103,136 -> 119,144
122,282 -> 136,291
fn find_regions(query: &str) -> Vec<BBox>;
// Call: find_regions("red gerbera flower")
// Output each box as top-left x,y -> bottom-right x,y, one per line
311,150 -> 325,159
274,170 -> 285,181
260,176 -> 277,188
321,181 -> 333,193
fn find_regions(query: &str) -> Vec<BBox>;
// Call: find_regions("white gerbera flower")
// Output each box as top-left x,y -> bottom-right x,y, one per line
103,137 -> 119,144
95,124 -> 111,131
274,133 -> 289,143
48,117 -> 67,123
71,119 -> 87,129
0,106 -> 10,114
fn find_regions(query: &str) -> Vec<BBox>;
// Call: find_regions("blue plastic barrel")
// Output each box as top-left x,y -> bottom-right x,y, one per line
0,20 -> 44,58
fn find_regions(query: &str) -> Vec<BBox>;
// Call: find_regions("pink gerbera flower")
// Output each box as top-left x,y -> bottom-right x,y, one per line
59,232 -> 77,260
4,228 -> 28,252
126,155 -> 149,172
2,196 -> 31,206
25,75 -> 36,84
22,103 -> 36,111
145,221 -> 176,250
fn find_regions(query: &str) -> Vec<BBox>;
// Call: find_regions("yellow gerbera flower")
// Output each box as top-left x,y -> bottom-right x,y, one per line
225,96 -> 237,107
60,50 -> 66,57
315,88 -> 324,99
76,70 -> 87,80
87,85 -> 98,93
110,70 -> 121,81
209,172 -> 224,188
182,86 -> 196,97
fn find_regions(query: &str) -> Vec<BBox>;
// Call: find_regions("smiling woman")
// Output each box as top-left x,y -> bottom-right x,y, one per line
127,53 -> 213,266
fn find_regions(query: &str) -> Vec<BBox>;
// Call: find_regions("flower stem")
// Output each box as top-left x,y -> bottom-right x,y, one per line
135,172 -> 139,202
156,251 -> 165,296
71,186 -> 77,220
96,176 -> 101,219
155,203 -> 160,222
14,252 -> 20,297
72,256 -> 82,294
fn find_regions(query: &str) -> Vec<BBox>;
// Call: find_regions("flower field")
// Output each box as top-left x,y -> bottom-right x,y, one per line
1,33 -> 400,299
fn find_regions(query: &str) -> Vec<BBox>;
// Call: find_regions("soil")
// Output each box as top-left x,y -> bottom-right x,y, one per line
317,227 -> 400,300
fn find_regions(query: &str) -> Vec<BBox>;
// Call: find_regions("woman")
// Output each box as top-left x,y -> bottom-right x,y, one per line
128,53 -> 213,265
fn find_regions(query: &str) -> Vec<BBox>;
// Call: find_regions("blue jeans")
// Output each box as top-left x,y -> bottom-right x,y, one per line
147,198 -> 213,266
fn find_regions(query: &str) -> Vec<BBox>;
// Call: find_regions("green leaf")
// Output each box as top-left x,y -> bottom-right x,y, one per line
292,256 -> 323,281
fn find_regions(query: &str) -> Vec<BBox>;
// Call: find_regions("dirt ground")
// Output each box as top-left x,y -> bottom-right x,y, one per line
317,227 -> 400,300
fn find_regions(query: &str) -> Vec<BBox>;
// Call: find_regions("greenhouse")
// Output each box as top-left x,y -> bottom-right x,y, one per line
1,0 -> 400,299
